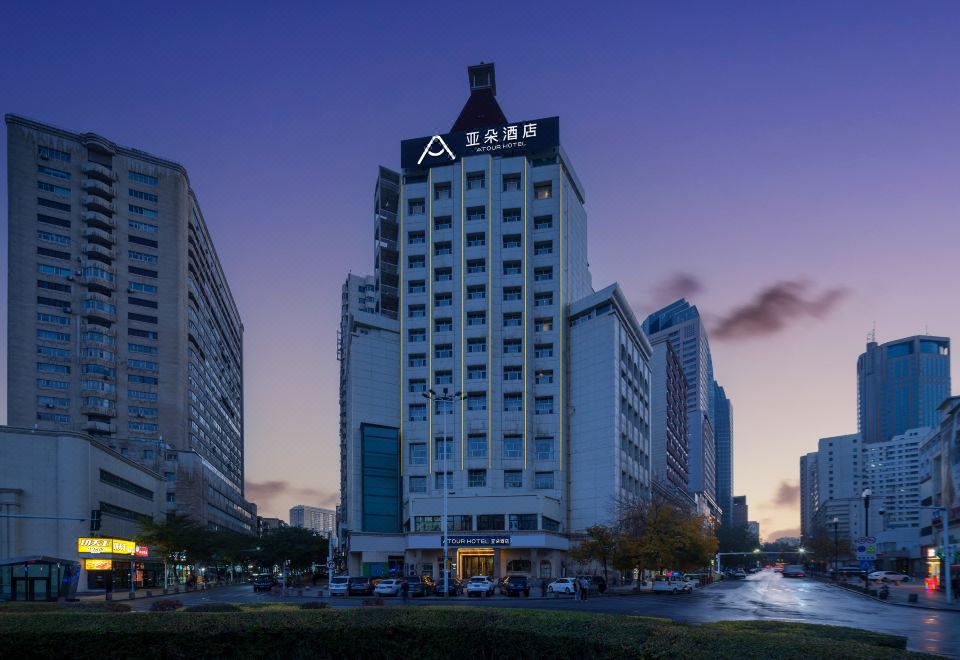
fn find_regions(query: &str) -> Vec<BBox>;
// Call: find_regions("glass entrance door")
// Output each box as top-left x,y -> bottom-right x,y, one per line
459,552 -> 494,578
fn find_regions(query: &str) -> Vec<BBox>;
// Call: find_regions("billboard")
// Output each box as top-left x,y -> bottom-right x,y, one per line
84,559 -> 113,571
401,117 -> 559,169
77,537 -> 137,555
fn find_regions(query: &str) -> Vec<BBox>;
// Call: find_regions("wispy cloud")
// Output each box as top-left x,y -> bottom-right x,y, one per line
713,281 -> 848,341
766,527 -> 801,542
772,480 -> 800,507
652,272 -> 705,306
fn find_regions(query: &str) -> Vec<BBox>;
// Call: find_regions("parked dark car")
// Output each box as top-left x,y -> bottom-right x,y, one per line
347,577 -> 376,596
406,575 -> 435,597
435,576 -> 463,596
502,575 -> 531,597
253,574 -> 274,592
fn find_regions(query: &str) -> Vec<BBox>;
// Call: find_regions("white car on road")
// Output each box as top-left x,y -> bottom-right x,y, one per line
374,578 -> 403,596
869,571 -> 910,583
329,576 -> 349,597
547,577 -> 578,595
652,577 -> 692,594
466,575 -> 495,597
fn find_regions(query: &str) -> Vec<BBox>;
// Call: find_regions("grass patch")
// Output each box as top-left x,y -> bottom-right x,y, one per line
0,606 -> 923,659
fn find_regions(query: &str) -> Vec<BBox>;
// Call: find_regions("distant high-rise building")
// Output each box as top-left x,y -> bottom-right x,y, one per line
644,300 -> 720,519
811,433 -> 865,543
649,340 -> 690,507
747,521 -> 760,544
799,451 -> 819,543
732,495 -> 748,528
5,115 -> 254,533
713,382 -> 733,526
857,335 -> 950,444
290,505 -> 336,534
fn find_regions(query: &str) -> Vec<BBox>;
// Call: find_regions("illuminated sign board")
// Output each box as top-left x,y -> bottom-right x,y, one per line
77,538 -> 111,554
401,116 -> 559,169
112,539 -> 136,555
84,559 -> 113,571
441,535 -> 511,547
135,545 -> 149,557
77,537 -> 137,555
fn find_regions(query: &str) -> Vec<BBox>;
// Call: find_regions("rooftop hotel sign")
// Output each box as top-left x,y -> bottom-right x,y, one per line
401,117 -> 559,169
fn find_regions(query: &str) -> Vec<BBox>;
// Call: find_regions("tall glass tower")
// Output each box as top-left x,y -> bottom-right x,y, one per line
857,335 -> 951,444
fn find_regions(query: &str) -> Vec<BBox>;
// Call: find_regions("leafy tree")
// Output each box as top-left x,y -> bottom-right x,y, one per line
570,525 -> 617,581
256,527 -> 328,572
613,499 -> 718,576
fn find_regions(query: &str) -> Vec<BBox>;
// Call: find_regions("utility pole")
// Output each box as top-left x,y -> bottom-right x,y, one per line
422,388 -> 462,598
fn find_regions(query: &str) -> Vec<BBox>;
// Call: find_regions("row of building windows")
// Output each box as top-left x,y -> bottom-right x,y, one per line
408,437 -> 556,462
406,368 -> 553,390
406,342 -> 554,361
410,469 -> 557,494
407,180 -> 553,215
407,394 -> 555,419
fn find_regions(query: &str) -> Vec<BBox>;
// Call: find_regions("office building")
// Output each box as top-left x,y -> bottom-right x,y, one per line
799,451 -> 819,543
290,505 -> 336,535
810,433 -> 865,543
258,518 -> 288,535
649,340 -> 691,508
857,335 -> 950,444
747,521 -> 760,544
0,426 -> 166,595
713,382 -> 733,526
340,63 -> 651,580
5,115 -> 255,533
732,495 -> 748,528
922,397 -> 960,583
643,300 -> 720,519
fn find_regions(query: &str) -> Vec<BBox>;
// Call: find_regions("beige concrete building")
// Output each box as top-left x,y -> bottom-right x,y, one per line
0,426 -> 165,595
5,115 -> 254,532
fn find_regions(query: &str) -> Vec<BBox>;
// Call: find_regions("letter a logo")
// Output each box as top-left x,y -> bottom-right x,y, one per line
418,135 -> 455,165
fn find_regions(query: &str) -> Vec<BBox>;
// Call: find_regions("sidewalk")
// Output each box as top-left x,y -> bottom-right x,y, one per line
832,576 -> 960,612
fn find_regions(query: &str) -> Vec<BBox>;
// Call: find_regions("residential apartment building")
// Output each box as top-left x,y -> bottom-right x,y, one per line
643,300 -> 720,520
810,433 -> 865,543
713,382 -> 733,526
290,505 -> 335,535
858,335 -> 951,444
649,340 -> 691,508
5,115 -> 255,533
340,63 -> 651,581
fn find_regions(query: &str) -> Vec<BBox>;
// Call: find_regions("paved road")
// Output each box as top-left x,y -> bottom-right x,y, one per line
121,572 -> 959,656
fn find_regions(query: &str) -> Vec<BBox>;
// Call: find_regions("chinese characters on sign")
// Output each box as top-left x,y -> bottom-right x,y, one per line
401,116 -> 559,169
76,537 -> 138,555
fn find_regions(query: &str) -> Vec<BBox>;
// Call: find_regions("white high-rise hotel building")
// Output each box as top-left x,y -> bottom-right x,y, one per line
339,64 -> 652,580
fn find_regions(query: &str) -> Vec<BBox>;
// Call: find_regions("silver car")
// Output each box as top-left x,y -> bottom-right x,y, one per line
329,575 -> 350,596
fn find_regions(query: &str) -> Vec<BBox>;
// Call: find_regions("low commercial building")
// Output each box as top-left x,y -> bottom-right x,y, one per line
0,426 -> 165,598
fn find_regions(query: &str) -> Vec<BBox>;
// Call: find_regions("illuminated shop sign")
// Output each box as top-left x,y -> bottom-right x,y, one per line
77,537 -> 137,555
84,559 -> 113,571
441,535 -> 511,547
401,117 -> 559,169
135,545 -> 149,557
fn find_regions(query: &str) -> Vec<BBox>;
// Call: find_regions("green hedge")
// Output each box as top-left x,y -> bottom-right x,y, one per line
0,607 -> 920,659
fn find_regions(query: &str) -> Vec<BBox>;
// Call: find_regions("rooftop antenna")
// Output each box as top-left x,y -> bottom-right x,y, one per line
867,322 -> 876,344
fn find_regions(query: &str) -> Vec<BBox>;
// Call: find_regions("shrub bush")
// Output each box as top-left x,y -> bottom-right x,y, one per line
103,603 -> 131,613
299,602 -> 329,610
182,604 -> 241,613
149,599 -> 182,612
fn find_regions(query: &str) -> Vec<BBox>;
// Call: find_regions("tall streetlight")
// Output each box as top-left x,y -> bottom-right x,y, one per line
861,488 -> 872,537
422,387 -> 463,598
832,517 -> 840,579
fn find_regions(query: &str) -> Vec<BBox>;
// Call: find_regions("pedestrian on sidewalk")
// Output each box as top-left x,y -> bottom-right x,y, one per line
952,576 -> 959,601
573,578 -> 580,601
540,579 -> 547,598
401,578 -> 409,604
580,577 -> 590,602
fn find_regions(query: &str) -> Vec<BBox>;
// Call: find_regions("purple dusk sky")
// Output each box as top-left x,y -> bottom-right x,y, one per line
2,1 -> 958,538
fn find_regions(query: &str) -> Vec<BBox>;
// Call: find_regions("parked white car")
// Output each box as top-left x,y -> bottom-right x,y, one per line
547,577 -> 578,595
652,577 -> 692,594
466,575 -> 495,597
374,578 -> 403,596
869,571 -> 910,583
329,575 -> 349,597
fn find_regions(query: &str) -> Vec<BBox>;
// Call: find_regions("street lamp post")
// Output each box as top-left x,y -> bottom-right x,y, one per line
861,488 -> 872,592
832,517 -> 839,579
423,388 -> 463,598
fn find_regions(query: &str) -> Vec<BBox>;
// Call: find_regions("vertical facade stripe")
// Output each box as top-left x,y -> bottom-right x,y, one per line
428,169 -> 433,474
460,162 -> 465,470
399,179 -> 405,475
522,158 -> 528,470
558,165 -> 564,472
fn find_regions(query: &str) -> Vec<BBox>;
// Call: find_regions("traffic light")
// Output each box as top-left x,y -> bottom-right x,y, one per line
90,509 -> 101,532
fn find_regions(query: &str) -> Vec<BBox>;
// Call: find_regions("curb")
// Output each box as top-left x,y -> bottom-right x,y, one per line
826,581 -> 960,613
